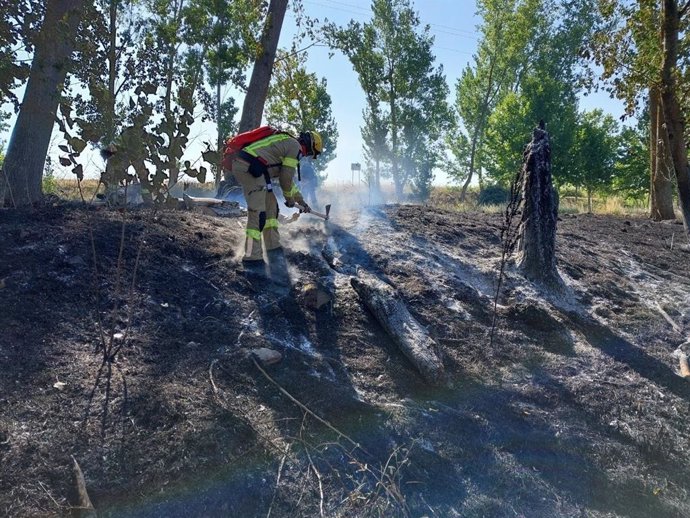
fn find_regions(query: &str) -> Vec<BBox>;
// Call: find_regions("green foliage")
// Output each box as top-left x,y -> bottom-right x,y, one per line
483,0 -> 596,187
450,0 -> 543,192
613,124 -> 649,201
187,0 -> 263,161
265,50 -> 339,180
571,109 -> 619,200
477,183 -> 509,205
326,0 -> 450,199
587,1 -> 661,116
54,0 -> 265,198
42,156 -> 58,194
0,0 -> 40,108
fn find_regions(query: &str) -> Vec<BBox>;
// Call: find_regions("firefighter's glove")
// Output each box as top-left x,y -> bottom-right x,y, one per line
284,198 -> 295,208
299,202 -> 311,214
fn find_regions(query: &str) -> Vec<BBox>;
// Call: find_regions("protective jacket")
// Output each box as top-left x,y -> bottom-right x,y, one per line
232,134 -> 306,262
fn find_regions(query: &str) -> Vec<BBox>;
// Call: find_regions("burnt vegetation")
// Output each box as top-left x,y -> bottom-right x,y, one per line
1,195 -> 689,517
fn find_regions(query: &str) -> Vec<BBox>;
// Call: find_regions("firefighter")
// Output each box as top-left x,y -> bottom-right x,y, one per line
231,130 -> 323,266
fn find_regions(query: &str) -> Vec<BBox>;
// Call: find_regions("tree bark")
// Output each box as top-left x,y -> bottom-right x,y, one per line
2,0 -> 85,207
660,0 -> 690,239
238,0 -> 288,133
650,86 -> 676,221
350,271 -> 446,385
516,125 -> 563,291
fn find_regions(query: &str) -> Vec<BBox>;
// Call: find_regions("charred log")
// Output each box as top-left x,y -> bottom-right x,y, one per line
322,240 -> 357,275
350,271 -> 445,385
515,125 -> 564,291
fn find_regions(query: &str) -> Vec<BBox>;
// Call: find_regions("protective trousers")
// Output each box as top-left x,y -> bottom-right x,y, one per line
232,162 -> 281,262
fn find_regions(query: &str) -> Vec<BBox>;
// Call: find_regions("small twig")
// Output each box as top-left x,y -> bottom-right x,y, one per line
184,264 -> 221,292
37,480 -> 61,510
490,164 -> 524,348
252,357 -> 370,457
209,359 -> 220,395
266,443 -> 291,518
654,301 -> 683,333
305,447 -> 324,517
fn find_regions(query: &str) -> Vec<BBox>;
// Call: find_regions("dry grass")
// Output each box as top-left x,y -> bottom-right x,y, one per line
48,178 -> 100,201
430,187 -> 651,217
47,179 -> 653,218
559,196 -> 649,216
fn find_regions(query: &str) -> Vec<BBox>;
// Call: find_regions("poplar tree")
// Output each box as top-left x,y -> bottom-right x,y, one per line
452,0 -> 539,201
328,0 -> 449,200
2,0 -> 85,207
483,0 -> 595,189
265,50 -> 338,177
589,1 -> 675,220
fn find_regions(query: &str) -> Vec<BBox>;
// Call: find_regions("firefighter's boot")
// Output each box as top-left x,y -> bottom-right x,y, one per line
266,247 -> 290,288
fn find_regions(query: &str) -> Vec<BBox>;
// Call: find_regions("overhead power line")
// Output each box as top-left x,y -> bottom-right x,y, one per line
305,0 -> 477,38
295,0 -> 478,53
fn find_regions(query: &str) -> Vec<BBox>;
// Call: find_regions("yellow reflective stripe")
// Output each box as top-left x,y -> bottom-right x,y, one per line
282,156 -> 298,168
244,134 -> 292,155
285,184 -> 301,197
263,218 -> 279,229
246,228 -> 261,240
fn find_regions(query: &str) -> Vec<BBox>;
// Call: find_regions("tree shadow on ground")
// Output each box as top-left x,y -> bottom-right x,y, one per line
410,377 -> 684,518
565,311 -> 690,401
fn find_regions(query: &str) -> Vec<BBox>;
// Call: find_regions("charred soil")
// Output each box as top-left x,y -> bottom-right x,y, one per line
1,200 -> 689,517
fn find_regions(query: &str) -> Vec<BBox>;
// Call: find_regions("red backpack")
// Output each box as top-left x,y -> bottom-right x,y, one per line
221,126 -> 284,171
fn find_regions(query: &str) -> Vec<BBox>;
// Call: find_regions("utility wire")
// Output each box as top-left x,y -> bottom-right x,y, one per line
303,0 -> 478,39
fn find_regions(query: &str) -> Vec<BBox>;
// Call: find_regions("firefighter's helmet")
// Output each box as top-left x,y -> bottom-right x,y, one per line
299,131 -> 323,158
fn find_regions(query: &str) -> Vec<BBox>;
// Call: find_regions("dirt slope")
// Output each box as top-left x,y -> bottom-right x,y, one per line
1,200 -> 689,517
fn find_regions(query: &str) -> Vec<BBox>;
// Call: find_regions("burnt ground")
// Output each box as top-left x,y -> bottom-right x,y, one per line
1,197 -> 689,517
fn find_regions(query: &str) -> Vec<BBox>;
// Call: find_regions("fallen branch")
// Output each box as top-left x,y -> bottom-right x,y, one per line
654,301 -> 683,333
350,271 -> 445,385
38,480 -> 62,511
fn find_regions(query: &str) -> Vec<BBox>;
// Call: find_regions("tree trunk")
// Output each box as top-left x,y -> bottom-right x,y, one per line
216,60 -> 223,187
660,0 -> 690,239
238,0 -> 288,133
650,86 -> 676,220
587,187 -> 593,214
350,271 -> 446,385
389,70 -> 402,200
105,0 -> 117,144
516,125 -> 563,291
2,0 -> 85,207
460,57 -> 497,203
460,123 -> 482,203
